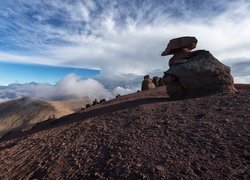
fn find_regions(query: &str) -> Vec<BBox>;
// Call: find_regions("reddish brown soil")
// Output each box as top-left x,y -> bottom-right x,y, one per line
0,85 -> 249,179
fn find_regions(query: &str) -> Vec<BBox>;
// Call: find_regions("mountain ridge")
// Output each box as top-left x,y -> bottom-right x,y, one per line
0,97 -> 89,137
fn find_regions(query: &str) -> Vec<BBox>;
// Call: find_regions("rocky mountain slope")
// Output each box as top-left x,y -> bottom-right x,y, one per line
0,85 -> 249,179
0,97 -> 88,137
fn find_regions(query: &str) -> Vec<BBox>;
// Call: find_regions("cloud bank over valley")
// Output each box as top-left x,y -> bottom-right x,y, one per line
0,73 -> 139,102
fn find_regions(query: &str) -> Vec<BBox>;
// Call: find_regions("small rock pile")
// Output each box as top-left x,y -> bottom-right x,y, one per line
153,76 -> 165,87
161,36 -> 237,98
85,98 -> 106,109
141,75 -> 165,91
141,75 -> 156,91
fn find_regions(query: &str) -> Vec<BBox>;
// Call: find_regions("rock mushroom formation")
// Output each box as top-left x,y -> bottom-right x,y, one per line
161,36 -> 237,98
161,36 -> 198,67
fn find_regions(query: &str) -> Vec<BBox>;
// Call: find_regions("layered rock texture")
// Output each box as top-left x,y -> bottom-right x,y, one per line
162,37 -> 236,98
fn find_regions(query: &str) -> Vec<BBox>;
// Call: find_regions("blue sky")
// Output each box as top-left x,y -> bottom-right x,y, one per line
0,62 -> 99,85
0,0 -> 250,85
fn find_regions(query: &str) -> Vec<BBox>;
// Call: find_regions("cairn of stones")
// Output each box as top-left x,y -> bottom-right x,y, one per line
161,36 -> 236,98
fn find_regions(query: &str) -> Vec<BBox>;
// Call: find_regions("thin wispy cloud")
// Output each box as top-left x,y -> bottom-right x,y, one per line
0,0 -> 250,80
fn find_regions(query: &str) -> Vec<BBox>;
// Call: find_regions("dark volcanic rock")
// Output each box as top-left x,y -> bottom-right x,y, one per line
153,76 -> 159,87
163,50 -> 237,98
141,75 -> 155,91
161,36 -> 199,67
141,75 -> 149,91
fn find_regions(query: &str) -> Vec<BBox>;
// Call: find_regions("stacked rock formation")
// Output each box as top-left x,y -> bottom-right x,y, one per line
161,36 -> 237,98
152,76 -> 165,87
141,75 -> 156,91
153,76 -> 159,87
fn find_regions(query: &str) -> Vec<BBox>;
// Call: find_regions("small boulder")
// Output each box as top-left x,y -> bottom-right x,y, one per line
116,94 -> 121,98
141,75 -> 155,91
148,79 -> 156,89
153,76 -> 159,87
152,76 -> 165,87
158,77 -> 165,86
92,99 -> 98,106
99,99 -> 106,103
86,104 -> 91,108
141,75 -> 150,91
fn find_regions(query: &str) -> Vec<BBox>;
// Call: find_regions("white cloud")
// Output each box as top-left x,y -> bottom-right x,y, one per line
0,98 -> 9,103
0,74 -> 114,101
55,73 -> 113,100
0,0 -> 250,82
113,86 -> 135,96
234,76 -> 250,84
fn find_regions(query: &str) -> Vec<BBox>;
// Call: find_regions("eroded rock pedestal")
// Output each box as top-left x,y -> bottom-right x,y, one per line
161,37 -> 237,98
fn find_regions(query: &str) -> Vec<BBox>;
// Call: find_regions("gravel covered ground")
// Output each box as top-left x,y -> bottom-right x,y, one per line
0,85 -> 249,179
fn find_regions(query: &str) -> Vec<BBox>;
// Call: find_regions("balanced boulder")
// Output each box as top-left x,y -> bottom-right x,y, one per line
162,37 -> 237,98
162,36 -> 198,67
161,36 -> 197,55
